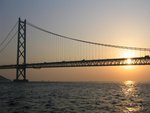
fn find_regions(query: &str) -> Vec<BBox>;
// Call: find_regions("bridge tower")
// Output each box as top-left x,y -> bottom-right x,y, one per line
14,18 -> 28,82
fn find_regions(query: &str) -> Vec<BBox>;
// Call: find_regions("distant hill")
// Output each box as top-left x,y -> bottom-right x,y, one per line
0,75 -> 11,82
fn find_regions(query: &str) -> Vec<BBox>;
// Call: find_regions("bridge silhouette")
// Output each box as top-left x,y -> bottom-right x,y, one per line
0,18 -> 150,82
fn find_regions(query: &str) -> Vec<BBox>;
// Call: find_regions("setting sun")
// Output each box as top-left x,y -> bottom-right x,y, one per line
121,50 -> 137,69
127,58 -> 132,64
123,59 -> 134,69
121,51 -> 135,69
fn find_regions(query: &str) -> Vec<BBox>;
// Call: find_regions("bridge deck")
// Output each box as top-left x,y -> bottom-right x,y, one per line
0,57 -> 150,69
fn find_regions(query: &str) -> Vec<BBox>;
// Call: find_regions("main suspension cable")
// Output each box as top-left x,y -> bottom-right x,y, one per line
26,21 -> 150,52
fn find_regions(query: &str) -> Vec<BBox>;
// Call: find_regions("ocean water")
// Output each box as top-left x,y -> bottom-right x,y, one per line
0,81 -> 150,113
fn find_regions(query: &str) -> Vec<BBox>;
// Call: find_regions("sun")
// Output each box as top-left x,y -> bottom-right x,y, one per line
121,51 -> 136,69
127,58 -> 132,64
123,58 -> 134,69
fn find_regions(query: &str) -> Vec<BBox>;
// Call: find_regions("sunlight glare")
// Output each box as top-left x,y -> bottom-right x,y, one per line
124,80 -> 135,86
121,51 -> 136,69
123,59 -> 134,69
127,58 -> 132,64
121,51 -> 136,58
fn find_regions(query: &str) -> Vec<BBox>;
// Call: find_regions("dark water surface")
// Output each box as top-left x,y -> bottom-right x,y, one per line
0,81 -> 150,113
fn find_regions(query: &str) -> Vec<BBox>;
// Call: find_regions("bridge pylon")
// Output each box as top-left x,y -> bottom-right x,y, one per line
14,18 -> 28,82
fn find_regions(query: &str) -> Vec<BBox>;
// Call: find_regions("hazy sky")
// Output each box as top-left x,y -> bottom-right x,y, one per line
1,0 -> 150,81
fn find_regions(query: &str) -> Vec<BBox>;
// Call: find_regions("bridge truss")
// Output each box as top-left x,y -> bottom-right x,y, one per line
0,57 -> 150,69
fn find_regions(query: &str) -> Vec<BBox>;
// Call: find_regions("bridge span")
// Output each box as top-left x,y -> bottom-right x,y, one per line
0,57 -> 150,70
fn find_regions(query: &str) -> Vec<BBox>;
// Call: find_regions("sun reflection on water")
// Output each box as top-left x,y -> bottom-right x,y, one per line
123,81 -> 135,96
122,80 -> 142,113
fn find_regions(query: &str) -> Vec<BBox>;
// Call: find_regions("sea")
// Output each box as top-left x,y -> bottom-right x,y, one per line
0,81 -> 150,113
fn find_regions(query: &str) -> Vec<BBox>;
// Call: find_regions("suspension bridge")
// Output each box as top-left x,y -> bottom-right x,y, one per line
0,18 -> 150,82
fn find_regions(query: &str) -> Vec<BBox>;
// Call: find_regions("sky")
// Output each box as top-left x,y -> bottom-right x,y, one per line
0,0 -> 150,81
